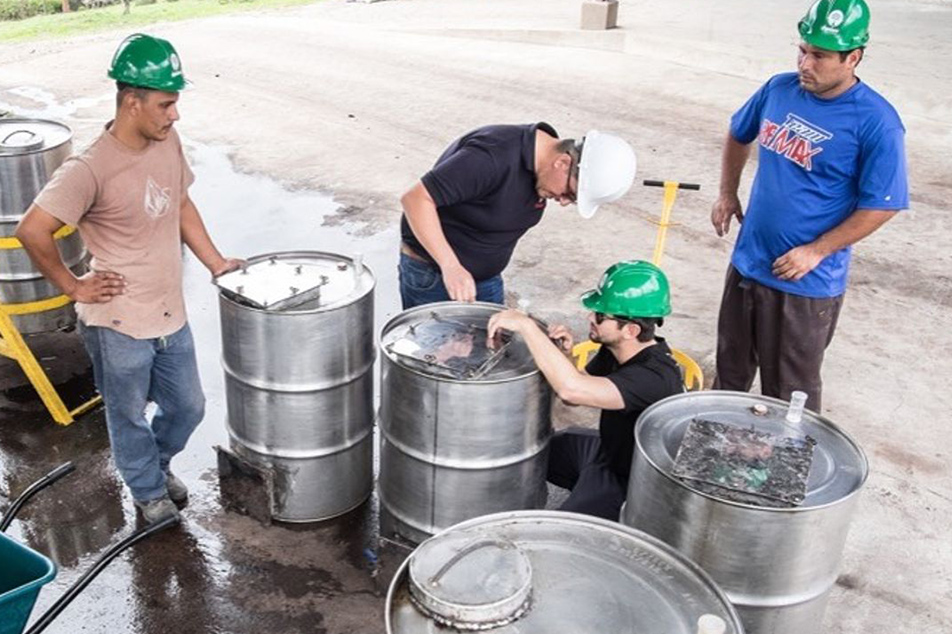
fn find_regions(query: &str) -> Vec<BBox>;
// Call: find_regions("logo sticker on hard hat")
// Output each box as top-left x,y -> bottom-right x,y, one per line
170,53 -> 181,71
826,9 -> 844,28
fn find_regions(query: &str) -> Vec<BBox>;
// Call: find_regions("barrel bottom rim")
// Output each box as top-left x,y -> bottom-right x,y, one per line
271,488 -> 373,524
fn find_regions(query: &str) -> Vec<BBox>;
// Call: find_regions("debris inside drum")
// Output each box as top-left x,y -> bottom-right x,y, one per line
385,312 -> 513,380
672,418 -> 816,508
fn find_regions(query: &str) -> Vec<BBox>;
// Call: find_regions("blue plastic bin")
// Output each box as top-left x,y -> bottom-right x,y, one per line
0,532 -> 56,634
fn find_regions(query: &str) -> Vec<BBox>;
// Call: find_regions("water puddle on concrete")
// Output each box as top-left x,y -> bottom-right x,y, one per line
0,86 -> 113,120
1,139 -> 400,634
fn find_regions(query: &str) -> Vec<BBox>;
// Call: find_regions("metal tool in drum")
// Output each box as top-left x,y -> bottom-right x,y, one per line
672,418 -> 817,508
0,463 -> 177,634
384,312 -> 513,380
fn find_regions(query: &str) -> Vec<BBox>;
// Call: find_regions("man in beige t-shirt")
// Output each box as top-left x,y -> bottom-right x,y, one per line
16,34 -> 240,524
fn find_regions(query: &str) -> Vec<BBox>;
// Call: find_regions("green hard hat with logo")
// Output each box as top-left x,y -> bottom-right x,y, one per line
581,260 -> 672,319
798,0 -> 870,52
107,33 -> 187,92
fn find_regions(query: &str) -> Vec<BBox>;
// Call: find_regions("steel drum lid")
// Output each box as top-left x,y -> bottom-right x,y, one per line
408,533 -> 532,630
635,391 -> 868,509
216,251 -> 373,312
381,302 -> 539,382
0,118 -> 72,155
387,511 -> 744,634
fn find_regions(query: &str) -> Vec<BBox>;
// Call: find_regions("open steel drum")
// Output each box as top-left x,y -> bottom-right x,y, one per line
378,302 -> 552,544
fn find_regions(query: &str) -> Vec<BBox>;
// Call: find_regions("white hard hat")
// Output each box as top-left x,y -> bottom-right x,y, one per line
576,130 -> 637,219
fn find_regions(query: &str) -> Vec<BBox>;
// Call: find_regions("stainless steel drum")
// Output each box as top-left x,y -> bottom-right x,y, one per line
0,119 -> 86,333
217,251 -> 375,522
386,510 -> 745,633
622,391 -> 868,634
378,302 -> 552,544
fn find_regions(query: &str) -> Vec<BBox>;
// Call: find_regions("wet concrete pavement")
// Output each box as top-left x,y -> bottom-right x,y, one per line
3,1 -> 952,632
0,142 -> 404,634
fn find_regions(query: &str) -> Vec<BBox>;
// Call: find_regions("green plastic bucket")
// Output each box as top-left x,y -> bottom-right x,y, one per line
0,532 -> 56,634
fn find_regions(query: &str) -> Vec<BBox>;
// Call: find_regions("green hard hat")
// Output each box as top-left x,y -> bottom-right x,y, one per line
581,260 -> 672,319
107,33 -> 186,92
798,0 -> 870,52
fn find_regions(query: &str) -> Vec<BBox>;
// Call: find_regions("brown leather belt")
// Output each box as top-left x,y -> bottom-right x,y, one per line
400,242 -> 429,263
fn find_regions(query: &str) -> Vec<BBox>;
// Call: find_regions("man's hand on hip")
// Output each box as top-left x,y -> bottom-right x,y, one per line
68,271 -> 126,303
772,244 -> 825,281
442,263 -> 477,302
711,194 -> 744,237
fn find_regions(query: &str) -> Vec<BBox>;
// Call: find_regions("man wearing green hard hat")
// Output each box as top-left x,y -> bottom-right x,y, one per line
710,0 -> 908,411
17,34 -> 241,524
488,261 -> 682,520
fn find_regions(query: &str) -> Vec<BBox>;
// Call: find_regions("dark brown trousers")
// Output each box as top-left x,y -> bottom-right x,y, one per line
713,266 -> 844,412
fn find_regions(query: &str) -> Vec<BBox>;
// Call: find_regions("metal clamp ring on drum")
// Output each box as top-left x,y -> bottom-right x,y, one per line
0,225 -> 76,249
0,294 -> 73,316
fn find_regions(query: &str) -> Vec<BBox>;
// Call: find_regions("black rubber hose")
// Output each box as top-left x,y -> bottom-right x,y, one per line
0,462 -> 76,532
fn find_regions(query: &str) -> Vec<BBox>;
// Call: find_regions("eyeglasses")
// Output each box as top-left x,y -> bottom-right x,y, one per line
560,145 -> 581,204
562,157 -> 578,203
593,312 -> 635,326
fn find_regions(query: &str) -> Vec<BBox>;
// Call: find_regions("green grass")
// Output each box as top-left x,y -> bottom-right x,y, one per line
0,0 -> 318,42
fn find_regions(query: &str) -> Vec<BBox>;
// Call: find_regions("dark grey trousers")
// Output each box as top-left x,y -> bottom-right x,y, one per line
713,265 -> 844,412
547,429 -> 626,521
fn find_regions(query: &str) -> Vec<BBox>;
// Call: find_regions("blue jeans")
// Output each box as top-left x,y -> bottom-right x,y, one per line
398,253 -> 504,309
79,322 -> 205,502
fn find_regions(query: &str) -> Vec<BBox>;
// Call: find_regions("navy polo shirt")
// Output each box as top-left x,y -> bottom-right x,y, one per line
400,123 -> 557,281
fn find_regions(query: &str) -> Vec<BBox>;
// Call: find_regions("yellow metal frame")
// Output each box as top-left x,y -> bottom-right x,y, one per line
0,228 -> 101,425
571,340 -> 704,392
649,181 -> 681,267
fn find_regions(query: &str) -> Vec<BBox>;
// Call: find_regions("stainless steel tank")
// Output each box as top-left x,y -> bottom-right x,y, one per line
0,119 -> 86,333
378,302 -> 552,544
386,510 -> 745,633
622,391 -> 868,634
217,251 -> 375,522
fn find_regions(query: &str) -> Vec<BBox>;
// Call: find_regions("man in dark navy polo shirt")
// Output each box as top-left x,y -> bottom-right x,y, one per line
487,261 -> 683,520
399,123 -> 637,309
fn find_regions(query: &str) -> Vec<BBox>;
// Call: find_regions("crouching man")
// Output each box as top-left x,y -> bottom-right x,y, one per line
487,261 -> 683,520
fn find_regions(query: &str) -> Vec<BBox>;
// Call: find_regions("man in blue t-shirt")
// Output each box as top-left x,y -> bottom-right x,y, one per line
399,125 -> 636,309
710,0 -> 908,411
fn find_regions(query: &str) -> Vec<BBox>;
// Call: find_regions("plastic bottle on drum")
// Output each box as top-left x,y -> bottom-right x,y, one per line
697,614 -> 727,634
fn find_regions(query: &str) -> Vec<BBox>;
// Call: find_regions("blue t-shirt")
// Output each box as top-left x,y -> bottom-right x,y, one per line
729,72 -> 908,298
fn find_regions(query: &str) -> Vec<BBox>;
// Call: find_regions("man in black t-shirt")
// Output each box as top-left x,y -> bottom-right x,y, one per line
399,124 -> 637,309
487,261 -> 683,520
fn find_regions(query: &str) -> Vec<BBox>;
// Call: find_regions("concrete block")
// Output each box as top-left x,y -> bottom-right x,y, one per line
580,0 -> 619,31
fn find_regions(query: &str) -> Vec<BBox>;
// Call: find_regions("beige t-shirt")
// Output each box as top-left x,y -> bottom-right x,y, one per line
34,123 -> 195,339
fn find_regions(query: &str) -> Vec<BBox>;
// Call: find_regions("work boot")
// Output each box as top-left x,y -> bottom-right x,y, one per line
165,472 -> 188,504
134,495 -> 180,524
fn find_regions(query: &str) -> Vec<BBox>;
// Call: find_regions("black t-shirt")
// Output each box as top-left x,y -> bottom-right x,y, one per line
400,123 -> 557,281
586,338 -> 684,481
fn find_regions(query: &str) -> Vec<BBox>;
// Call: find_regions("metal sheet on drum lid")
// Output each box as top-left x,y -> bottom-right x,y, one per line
0,118 -> 71,155
387,511 -> 744,634
380,303 -> 538,382
636,391 -> 867,508
216,251 -> 372,311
